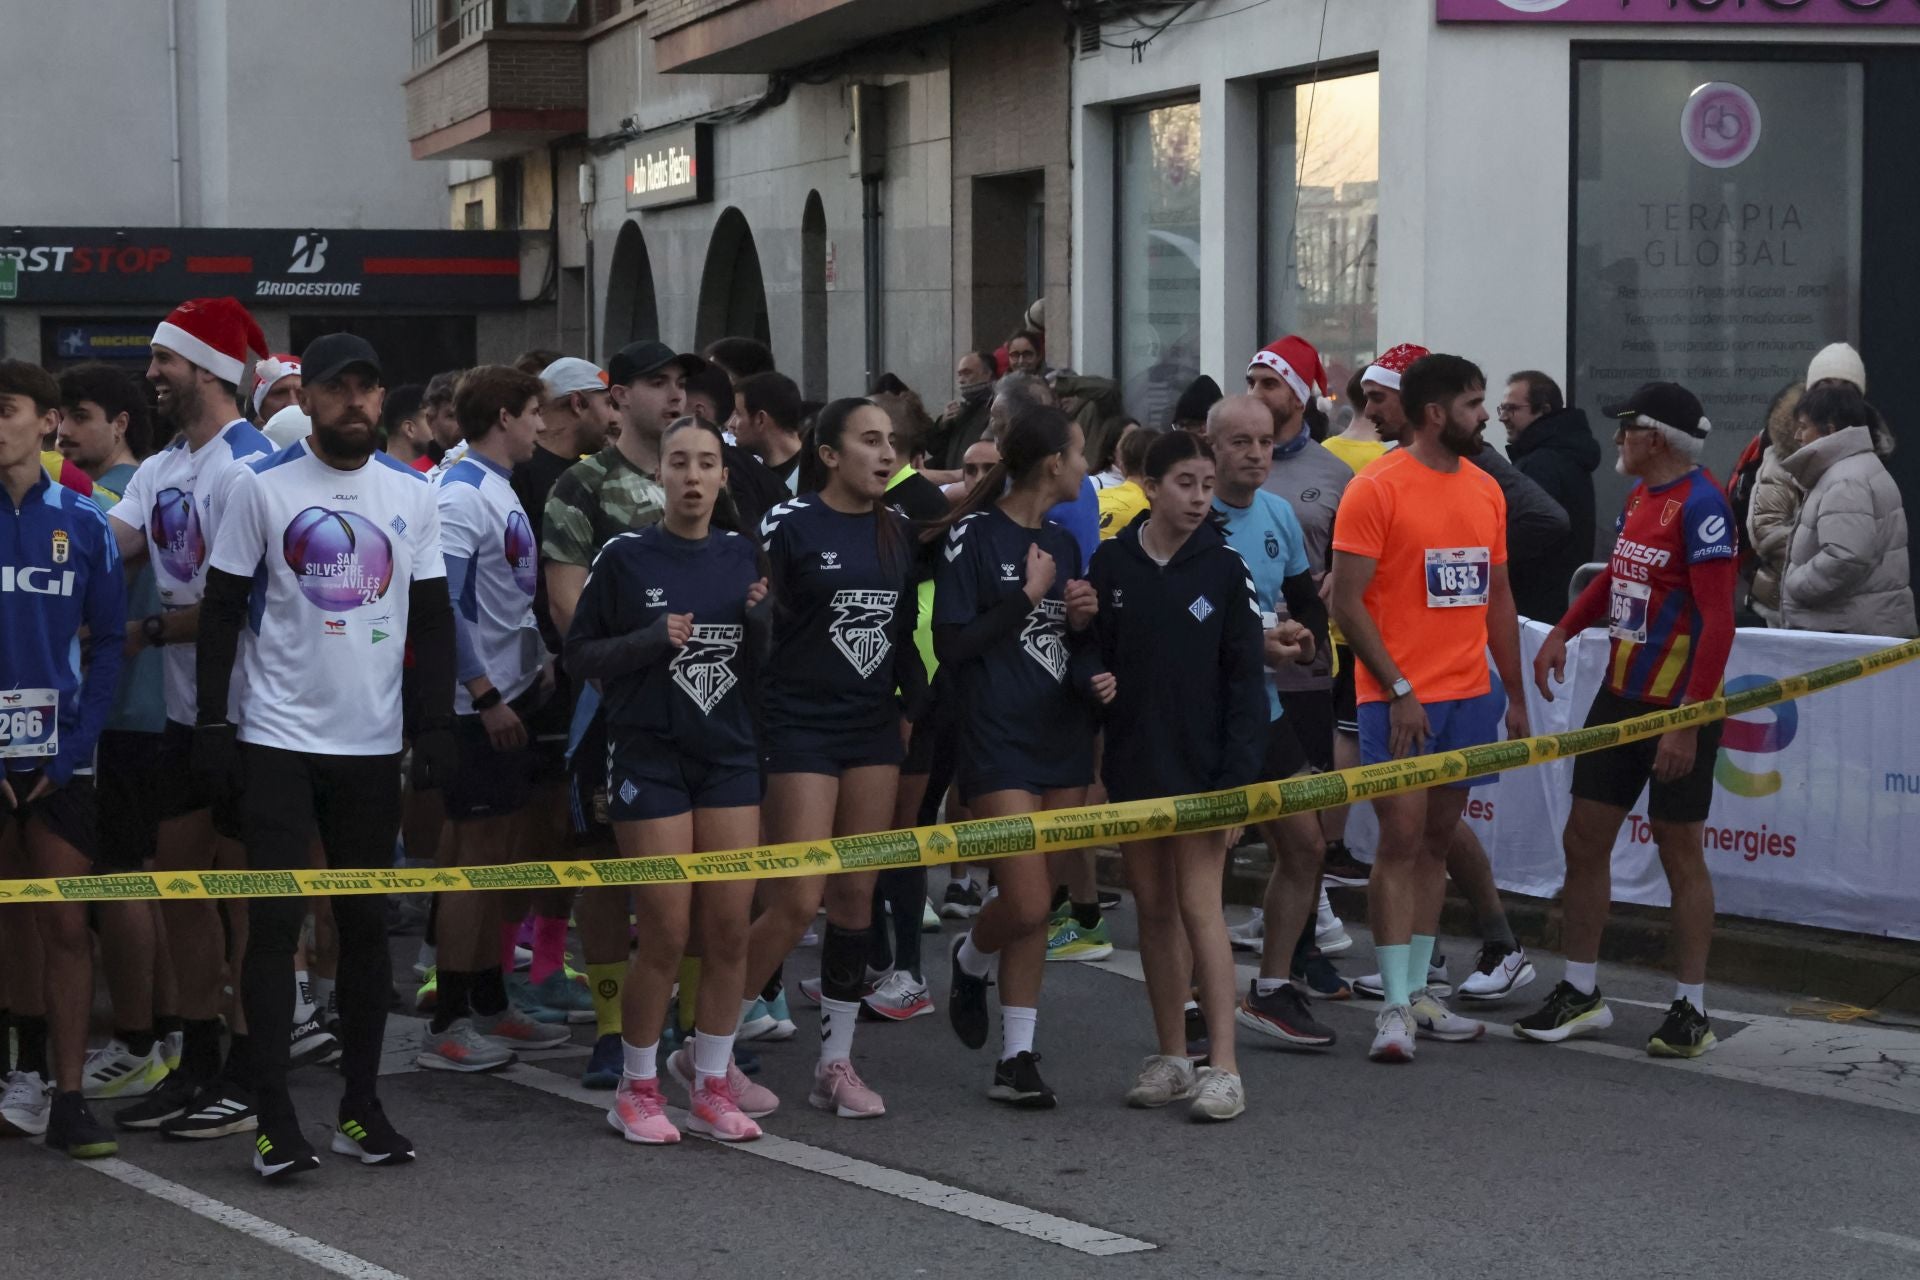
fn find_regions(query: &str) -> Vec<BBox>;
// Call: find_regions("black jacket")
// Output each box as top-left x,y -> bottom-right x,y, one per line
1085,517 -> 1266,802
1506,407 -> 1601,624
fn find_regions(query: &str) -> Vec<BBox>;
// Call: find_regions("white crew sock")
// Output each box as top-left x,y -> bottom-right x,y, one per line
1564,960 -> 1598,995
955,933 -> 994,979
1001,1006 -> 1037,1059
1255,978 -> 1288,997
1676,981 -> 1706,1013
621,1039 -> 658,1081
819,997 -> 860,1063
293,971 -> 315,1020
692,1030 -> 735,1083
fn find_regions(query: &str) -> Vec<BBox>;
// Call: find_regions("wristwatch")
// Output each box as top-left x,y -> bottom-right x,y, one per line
1389,677 -> 1414,700
142,614 -> 168,648
471,687 -> 503,712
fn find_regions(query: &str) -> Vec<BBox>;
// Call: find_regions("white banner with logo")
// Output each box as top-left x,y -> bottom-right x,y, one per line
1343,623 -> 1920,941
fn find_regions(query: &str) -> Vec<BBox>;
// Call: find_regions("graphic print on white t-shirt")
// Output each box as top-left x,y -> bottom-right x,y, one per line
108,419 -> 273,726
210,443 -> 445,755
438,455 -> 546,714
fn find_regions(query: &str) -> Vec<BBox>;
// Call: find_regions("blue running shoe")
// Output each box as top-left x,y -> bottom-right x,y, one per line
532,970 -> 595,1024
582,1033 -> 623,1090
738,998 -> 777,1041
760,991 -> 797,1041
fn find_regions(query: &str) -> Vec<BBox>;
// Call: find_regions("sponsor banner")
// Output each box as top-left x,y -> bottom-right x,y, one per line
3,634 -> 1914,903
0,228 -> 521,308
1438,0 -> 1920,23
625,123 -> 712,211
1345,624 -> 1920,941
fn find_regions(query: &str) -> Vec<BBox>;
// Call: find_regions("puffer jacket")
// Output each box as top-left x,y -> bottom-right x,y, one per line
1747,383 -> 1805,617
1779,424 -> 1916,637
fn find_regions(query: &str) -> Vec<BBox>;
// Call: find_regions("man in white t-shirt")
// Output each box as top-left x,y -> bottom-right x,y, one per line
196,333 -> 457,1180
108,297 -> 275,1138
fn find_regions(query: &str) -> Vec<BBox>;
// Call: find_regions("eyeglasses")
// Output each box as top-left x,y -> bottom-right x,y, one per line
1495,403 -> 1530,420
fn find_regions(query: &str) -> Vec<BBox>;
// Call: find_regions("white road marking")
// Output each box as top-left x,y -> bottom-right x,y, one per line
1832,1226 -> 1920,1256
82,1157 -> 412,1280
498,1063 -> 1156,1256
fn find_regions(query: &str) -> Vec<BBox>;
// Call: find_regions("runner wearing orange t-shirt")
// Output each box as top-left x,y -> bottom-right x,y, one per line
1330,353 -> 1529,1064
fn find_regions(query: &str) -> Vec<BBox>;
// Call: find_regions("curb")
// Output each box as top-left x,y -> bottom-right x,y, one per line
1094,847 -> 1920,1015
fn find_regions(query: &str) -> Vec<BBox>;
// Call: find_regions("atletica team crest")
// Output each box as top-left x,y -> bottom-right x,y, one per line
829,589 -> 897,677
1021,599 -> 1068,681
671,623 -> 743,713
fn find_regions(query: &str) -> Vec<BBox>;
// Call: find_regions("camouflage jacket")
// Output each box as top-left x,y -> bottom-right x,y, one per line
541,444 -> 666,567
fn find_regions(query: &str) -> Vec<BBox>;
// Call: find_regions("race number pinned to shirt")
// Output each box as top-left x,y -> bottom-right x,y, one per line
0,689 -> 58,759
1609,578 -> 1651,645
1424,547 -> 1489,609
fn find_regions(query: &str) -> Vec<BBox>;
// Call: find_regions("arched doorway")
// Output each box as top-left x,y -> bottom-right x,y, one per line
602,221 -> 659,354
801,192 -> 828,401
695,207 -> 771,352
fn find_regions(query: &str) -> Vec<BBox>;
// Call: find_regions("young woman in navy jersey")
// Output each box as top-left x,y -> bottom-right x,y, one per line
1087,430 -> 1266,1122
742,398 -> 926,1119
936,402 -> 1106,1108
564,416 -> 777,1144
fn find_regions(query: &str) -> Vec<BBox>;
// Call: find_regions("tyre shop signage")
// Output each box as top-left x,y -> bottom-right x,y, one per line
625,124 -> 712,211
0,229 -> 522,307
1438,0 -> 1920,22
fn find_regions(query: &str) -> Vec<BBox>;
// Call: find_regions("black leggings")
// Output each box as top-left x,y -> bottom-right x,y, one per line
238,745 -> 401,1128
866,868 -> 928,979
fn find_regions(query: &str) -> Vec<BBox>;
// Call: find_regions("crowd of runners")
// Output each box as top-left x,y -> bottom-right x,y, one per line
0,292 -> 1745,1179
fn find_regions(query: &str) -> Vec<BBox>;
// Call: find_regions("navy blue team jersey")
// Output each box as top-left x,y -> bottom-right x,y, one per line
566,525 -> 764,768
758,495 -> 925,742
1,476 -> 125,782
934,505 -> 1094,797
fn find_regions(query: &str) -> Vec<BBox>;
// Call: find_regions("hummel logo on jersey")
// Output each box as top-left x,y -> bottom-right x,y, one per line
646,587 -> 665,606
821,551 -> 841,571
670,624 -> 743,713
0,567 -> 76,596
1020,599 -> 1068,682
1000,562 -> 1019,583
1189,595 -> 1214,622
828,589 -> 897,677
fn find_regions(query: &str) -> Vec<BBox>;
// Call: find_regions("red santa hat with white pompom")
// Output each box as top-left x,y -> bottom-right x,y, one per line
151,296 -> 268,386
1248,335 -> 1330,412
1360,343 -> 1430,393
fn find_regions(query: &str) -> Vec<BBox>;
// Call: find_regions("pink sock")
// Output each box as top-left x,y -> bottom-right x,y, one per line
500,919 -> 523,973
529,915 -> 568,985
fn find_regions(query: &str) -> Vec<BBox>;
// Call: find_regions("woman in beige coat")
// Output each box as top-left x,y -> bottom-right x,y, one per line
1779,380 -> 1916,638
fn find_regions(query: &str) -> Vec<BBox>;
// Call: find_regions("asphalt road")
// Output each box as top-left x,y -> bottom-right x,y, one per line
9,902 -> 1920,1280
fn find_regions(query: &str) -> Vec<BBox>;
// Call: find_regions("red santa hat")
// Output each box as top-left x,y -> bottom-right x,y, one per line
1248,335 -> 1328,408
1361,343 -> 1430,392
250,354 -> 302,416
151,297 -> 268,386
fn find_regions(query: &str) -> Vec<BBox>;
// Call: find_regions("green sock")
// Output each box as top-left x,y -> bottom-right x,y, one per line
1378,944 -> 1412,1007
1407,934 -> 1437,997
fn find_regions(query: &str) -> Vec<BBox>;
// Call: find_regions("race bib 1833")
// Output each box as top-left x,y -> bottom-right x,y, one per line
1424,547 -> 1490,609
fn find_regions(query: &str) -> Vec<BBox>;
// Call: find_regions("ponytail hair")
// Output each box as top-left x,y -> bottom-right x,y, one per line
926,401 -> 1074,540
808,396 -> 907,575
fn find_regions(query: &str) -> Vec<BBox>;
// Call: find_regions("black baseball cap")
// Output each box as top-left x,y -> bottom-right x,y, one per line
608,340 -> 707,387
1601,381 -> 1709,439
300,333 -> 382,386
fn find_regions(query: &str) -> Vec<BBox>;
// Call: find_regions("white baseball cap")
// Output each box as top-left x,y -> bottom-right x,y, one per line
540,356 -> 610,401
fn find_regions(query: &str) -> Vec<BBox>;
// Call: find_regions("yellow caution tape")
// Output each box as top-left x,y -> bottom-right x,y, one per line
8,637 -> 1918,903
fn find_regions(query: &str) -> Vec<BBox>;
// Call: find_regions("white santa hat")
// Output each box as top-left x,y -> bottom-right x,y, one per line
251,354 -> 302,416
151,296 -> 268,386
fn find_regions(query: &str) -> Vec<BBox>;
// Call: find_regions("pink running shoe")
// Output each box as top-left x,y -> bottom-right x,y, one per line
607,1077 -> 680,1144
808,1058 -> 886,1119
666,1048 -> 779,1119
687,1076 -> 762,1143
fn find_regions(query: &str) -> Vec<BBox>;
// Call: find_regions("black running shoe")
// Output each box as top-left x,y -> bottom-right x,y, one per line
290,1013 -> 339,1069
1647,998 -> 1716,1059
1513,981 -> 1614,1044
332,1099 -> 415,1166
45,1091 -> 118,1160
1291,953 -> 1353,1001
160,1080 -> 258,1139
1235,981 -> 1336,1047
1321,842 -> 1372,886
947,936 -> 991,1050
1184,1003 -> 1210,1067
253,1122 -> 320,1181
987,1051 -> 1056,1109
116,1071 -> 199,1130
1096,889 -> 1123,912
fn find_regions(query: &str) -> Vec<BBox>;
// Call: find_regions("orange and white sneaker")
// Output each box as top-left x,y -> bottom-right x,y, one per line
808,1058 -> 886,1119
687,1075 -> 762,1142
607,1076 -> 680,1144
666,1047 -> 779,1119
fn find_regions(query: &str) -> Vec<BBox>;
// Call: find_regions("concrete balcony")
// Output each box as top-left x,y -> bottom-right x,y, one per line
651,0 -> 1001,74
406,0 -> 588,160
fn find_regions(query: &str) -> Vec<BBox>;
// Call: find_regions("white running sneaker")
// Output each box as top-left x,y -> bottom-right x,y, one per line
1314,890 -> 1352,956
1369,1005 -> 1416,1064
1124,1054 -> 1198,1108
1227,910 -> 1265,954
0,1071 -> 50,1135
1353,957 -> 1451,1001
1456,943 -> 1538,1003
1188,1067 -> 1246,1122
80,1040 -> 166,1100
1409,988 -> 1485,1042
475,1005 -> 572,1050
862,970 -> 933,1021
921,900 -> 942,933
416,1018 -> 516,1072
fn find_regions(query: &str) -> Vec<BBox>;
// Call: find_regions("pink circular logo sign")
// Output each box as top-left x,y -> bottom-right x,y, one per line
1681,81 -> 1761,169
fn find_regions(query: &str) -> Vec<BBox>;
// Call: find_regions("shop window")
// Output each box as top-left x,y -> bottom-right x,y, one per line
1115,100 -> 1201,429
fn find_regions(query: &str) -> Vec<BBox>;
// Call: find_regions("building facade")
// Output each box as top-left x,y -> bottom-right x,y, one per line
1071,0 -> 1920,553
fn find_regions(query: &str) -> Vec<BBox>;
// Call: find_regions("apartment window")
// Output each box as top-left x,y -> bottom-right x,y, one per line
1261,67 -> 1378,401
1115,100 -> 1202,430
463,200 -> 486,231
